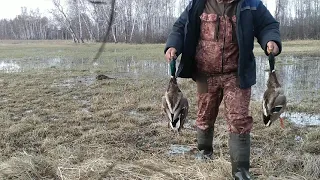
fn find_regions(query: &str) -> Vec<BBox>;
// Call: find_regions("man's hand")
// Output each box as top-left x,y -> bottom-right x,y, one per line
165,47 -> 177,62
267,41 -> 279,55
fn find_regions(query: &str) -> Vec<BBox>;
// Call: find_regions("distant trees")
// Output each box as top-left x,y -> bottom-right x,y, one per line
0,0 -> 319,42
0,8 -> 52,40
275,0 -> 320,39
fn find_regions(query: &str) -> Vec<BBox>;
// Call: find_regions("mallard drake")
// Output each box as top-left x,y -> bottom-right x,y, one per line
262,53 -> 287,127
162,76 -> 189,132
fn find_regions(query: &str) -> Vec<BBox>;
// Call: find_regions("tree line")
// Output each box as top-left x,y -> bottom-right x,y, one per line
274,0 -> 320,39
0,0 -> 319,43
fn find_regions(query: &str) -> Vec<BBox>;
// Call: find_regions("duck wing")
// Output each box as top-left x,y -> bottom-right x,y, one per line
262,88 -> 279,126
262,88 -> 286,126
162,96 -> 172,121
269,92 -> 287,122
178,97 -> 189,127
165,91 -> 183,115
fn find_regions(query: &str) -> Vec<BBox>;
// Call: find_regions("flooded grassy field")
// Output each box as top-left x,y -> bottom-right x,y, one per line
0,40 -> 319,179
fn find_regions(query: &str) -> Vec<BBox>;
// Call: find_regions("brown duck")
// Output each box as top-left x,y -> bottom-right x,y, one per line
262,53 -> 287,127
162,77 -> 189,132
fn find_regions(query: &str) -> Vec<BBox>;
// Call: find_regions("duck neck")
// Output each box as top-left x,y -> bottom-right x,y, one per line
268,72 -> 281,88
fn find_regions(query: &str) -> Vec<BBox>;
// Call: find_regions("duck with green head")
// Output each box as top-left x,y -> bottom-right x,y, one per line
162,59 -> 189,133
262,52 -> 287,127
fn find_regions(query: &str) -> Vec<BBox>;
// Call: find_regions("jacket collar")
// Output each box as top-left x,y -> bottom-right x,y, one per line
216,0 -> 237,3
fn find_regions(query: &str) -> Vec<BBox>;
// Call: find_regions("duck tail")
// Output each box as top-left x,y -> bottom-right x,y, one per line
263,114 -> 271,126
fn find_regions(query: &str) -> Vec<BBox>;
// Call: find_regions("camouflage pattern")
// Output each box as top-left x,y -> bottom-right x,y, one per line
195,13 -> 238,75
195,73 -> 253,134
195,2 -> 252,134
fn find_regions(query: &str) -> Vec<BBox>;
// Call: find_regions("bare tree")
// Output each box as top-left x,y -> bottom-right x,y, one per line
1,0 -> 320,41
50,0 -> 80,42
75,0 -> 84,42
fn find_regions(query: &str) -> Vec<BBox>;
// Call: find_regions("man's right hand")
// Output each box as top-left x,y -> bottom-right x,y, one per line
165,47 -> 177,62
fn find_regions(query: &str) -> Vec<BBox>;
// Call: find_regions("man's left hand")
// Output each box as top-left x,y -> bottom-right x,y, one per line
267,41 -> 279,55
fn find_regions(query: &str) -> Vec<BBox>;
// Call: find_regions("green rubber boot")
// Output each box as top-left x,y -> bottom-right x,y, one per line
196,127 -> 213,159
229,133 -> 251,180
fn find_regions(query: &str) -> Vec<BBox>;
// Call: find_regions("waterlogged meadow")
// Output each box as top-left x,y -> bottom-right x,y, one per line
0,40 -> 319,179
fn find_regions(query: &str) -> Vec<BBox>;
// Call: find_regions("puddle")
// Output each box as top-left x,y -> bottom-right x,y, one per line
283,112 -> 320,126
2,55 -> 320,126
0,56 -> 171,78
0,57 -> 87,73
168,144 -> 210,160
93,56 -> 172,79
105,56 -> 320,101
0,61 -> 21,73
252,56 -> 320,102
110,56 -> 320,108
168,144 -> 195,155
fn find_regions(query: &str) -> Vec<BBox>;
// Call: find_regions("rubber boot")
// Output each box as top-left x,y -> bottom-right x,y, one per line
196,127 -> 213,159
229,133 -> 251,180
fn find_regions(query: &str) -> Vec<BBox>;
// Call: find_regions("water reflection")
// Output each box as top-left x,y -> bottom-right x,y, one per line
2,55 -> 319,126
110,56 -> 320,104
253,56 -> 320,102
112,56 -> 320,126
2,55 -> 319,103
0,61 -> 21,73
283,112 -> 320,126
168,144 -> 194,155
0,57 -> 87,72
111,56 -> 171,78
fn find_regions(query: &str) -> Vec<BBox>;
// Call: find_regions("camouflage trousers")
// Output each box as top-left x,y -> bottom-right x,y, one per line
195,73 -> 253,134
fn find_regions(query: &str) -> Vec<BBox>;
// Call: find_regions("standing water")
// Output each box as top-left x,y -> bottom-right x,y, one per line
1,55 -> 319,125
107,55 -> 320,126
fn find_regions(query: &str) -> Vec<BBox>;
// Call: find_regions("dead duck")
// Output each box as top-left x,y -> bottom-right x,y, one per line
96,74 -> 114,80
162,76 -> 189,132
262,53 -> 287,127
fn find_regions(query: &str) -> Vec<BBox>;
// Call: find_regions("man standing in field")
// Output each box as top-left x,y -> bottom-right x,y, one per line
164,0 -> 281,179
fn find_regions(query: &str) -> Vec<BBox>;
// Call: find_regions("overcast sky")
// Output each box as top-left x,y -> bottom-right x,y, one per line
0,0 -> 54,19
0,0 -> 276,20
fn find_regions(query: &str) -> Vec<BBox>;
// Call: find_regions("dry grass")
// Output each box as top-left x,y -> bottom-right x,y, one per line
0,40 -> 320,179
0,39 -> 320,60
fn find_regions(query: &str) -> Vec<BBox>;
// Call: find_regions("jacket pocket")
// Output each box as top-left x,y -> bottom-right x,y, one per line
199,13 -> 219,41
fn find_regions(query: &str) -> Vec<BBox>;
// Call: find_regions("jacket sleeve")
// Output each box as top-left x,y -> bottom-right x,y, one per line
253,1 -> 282,56
164,3 -> 190,56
